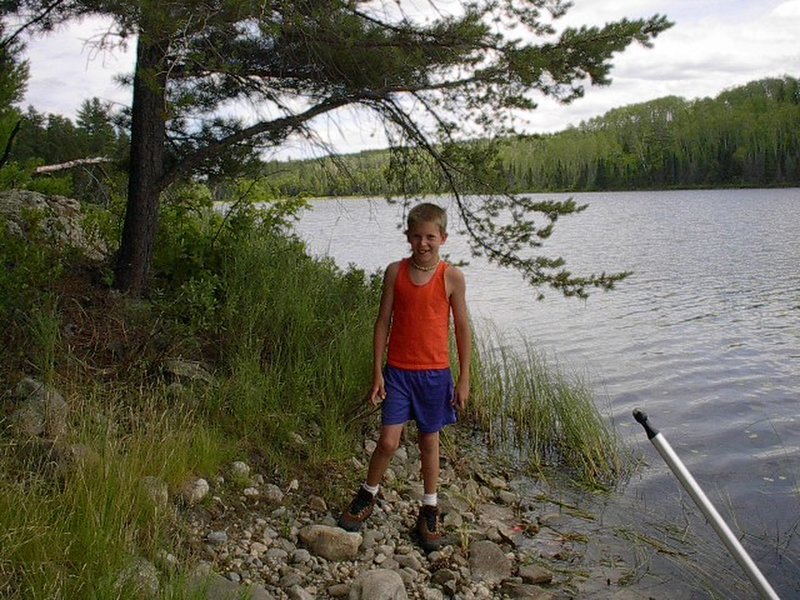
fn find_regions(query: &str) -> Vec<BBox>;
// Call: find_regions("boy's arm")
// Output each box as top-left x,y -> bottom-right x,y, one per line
370,262 -> 399,405
448,267 -> 471,410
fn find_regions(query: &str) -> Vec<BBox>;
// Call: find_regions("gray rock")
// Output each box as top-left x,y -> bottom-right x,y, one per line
11,377 -> 68,439
163,358 -> 213,383
208,531 -> 229,545
263,484 -> 284,503
328,582 -> 350,597
308,495 -> 328,513
501,581 -> 554,599
188,564 -> 275,600
287,584 -> 314,600
141,476 -> 169,511
395,554 -> 422,571
292,549 -> 312,564
181,477 -> 210,505
266,548 -> 289,562
299,525 -> 362,561
349,568 -> 408,600
497,490 -> 518,505
469,540 -> 512,584
443,512 -> 463,529
243,487 -> 260,498
230,461 -> 250,478
0,190 -> 108,261
113,557 -> 160,599
431,568 -> 457,586
518,564 -> 553,585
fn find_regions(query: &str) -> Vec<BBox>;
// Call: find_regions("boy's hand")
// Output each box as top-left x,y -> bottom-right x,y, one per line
452,379 -> 470,411
369,374 -> 386,406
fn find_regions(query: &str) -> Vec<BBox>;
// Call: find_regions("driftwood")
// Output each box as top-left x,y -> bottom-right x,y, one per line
34,157 -> 113,174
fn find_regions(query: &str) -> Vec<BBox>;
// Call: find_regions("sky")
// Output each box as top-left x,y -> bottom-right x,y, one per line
16,0 -> 800,159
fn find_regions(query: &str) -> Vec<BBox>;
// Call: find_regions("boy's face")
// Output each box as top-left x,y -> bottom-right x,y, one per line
406,220 -> 447,265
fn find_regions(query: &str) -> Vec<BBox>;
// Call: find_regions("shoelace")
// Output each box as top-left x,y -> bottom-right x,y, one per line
424,509 -> 438,533
350,490 -> 373,514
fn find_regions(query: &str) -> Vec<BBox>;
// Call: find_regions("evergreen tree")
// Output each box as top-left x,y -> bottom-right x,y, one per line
0,21 -> 28,169
2,1 -> 671,297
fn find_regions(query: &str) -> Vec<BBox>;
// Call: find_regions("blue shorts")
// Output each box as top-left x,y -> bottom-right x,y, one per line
382,365 -> 457,434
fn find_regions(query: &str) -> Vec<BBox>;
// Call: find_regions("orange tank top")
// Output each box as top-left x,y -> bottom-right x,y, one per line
387,258 -> 451,370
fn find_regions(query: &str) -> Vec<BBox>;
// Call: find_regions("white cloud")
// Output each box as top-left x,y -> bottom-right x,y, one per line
21,17 -> 135,116
16,2 -> 799,154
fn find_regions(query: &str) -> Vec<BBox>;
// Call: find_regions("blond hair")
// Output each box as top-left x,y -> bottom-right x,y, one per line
406,203 -> 447,235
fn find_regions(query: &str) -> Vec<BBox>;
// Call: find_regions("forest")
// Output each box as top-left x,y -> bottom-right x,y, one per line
259,76 -> 800,196
3,76 -> 799,204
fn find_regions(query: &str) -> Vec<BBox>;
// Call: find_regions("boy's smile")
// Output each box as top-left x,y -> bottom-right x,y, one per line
406,221 -> 447,268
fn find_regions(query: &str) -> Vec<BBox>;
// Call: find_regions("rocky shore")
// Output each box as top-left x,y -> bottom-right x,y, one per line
171,434 -> 643,600
9,378 -> 647,600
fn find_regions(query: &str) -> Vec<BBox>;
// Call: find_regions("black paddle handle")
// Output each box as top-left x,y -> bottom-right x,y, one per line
633,408 -> 659,440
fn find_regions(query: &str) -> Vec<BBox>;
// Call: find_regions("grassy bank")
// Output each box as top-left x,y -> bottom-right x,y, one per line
0,192 -> 624,598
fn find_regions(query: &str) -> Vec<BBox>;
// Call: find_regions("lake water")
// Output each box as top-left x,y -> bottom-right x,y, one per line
293,189 -> 800,598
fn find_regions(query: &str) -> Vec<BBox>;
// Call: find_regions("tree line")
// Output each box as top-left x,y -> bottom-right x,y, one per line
3,1 -> 670,298
260,76 -> 800,196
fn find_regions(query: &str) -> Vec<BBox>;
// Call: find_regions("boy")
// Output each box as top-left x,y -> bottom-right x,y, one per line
338,202 -> 471,552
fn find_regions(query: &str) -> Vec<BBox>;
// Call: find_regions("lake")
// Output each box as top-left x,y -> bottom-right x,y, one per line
293,189 -> 800,598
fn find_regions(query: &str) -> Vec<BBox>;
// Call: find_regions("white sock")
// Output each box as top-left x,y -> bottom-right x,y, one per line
363,483 -> 379,496
422,493 -> 437,506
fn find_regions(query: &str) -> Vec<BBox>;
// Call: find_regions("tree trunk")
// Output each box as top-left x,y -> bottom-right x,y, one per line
113,34 -> 167,295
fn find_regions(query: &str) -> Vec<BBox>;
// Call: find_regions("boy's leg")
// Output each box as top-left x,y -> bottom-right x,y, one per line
416,430 -> 445,552
366,424 -> 404,487
418,431 -> 440,495
338,424 -> 403,532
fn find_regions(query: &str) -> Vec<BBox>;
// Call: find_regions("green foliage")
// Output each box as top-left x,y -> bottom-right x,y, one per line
0,21 -> 28,167
0,385 -> 228,599
0,212 -> 63,326
504,75 -> 800,190
0,162 -> 32,190
0,188 -> 627,596
207,228 -> 379,463
263,76 -> 800,196
3,0 -> 671,296
466,330 -> 626,489
5,102 -> 129,202
149,183 -> 307,343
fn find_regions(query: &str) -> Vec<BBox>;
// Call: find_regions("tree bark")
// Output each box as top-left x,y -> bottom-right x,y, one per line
114,34 -> 167,295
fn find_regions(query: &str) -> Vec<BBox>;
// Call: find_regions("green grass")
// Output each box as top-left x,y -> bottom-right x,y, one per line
0,382 -> 228,599
0,196 -> 626,597
465,327 -> 627,488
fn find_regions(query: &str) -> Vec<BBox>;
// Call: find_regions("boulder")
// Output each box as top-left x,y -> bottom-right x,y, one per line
348,568 -> 408,600
180,477 -> 210,505
188,562 -> 274,600
113,557 -> 160,599
469,540 -> 512,584
11,377 -> 68,440
141,476 -> 169,511
299,524 -> 362,561
162,358 -> 213,384
0,190 -> 108,262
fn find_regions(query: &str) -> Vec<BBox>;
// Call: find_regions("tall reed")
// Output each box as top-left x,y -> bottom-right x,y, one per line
465,328 -> 626,488
207,229 -> 378,468
0,382 -> 227,599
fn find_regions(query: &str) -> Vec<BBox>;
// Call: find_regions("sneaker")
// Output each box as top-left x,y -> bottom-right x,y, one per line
338,487 -> 376,532
416,504 -> 444,552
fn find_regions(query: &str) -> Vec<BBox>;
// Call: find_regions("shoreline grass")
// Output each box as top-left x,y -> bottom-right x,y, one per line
465,327 -> 628,489
0,196 -> 626,598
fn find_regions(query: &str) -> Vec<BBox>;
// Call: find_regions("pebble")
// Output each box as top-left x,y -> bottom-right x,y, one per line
173,438 -> 629,600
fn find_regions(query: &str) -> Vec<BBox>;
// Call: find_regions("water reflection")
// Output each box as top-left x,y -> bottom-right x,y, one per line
294,188 -> 800,597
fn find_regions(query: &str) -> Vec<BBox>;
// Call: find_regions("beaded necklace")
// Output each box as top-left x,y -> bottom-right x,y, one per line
411,258 -> 440,272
